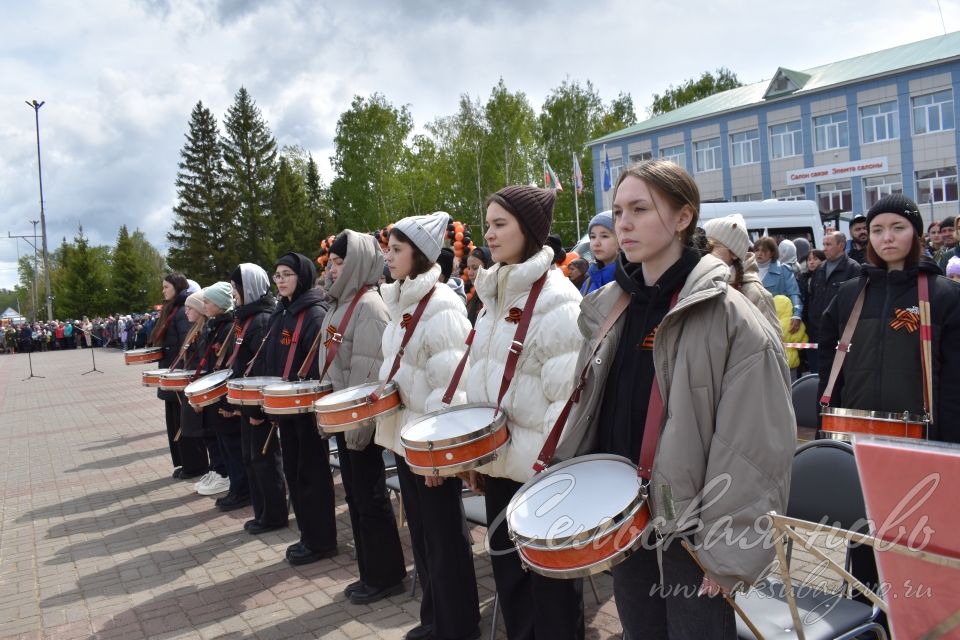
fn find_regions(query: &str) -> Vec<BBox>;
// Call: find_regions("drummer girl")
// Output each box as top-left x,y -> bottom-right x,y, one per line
149,273 -> 205,478
264,252 -> 338,566
376,212 -> 481,640
465,185 -> 586,640
818,192 -> 960,442
317,230 -> 406,604
554,160 -> 795,639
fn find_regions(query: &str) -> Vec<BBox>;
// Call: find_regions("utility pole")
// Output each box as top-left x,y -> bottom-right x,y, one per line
7,223 -> 41,323
26,100 -> 54,322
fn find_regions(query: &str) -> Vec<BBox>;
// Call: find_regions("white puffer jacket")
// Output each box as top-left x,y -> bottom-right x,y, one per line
375,264 -> 472,455
467,247 -> 583,483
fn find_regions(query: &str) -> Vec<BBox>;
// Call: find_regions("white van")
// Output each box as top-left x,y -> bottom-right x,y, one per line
571,199 -> 825,260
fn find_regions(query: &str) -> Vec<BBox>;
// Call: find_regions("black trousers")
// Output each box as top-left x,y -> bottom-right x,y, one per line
484,475 -> 585,640
336,433 -> 407,589
396,456 -> 480,639
241,416 -> 287,526
163,398 -> 182,469
278,415 -> 337,551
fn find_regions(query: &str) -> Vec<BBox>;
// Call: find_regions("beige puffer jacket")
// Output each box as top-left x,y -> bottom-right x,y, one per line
554,253 -> 795,592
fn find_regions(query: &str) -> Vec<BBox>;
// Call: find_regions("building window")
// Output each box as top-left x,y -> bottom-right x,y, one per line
730,129 -> 760,166
659,144 -> 686,167
860,101 -> 899,143
774,186 -> 806,201
608,156 -> 623,187
732,193 -> 763,202
863,174 -> 903,209
912,90 -> 955,134
915,166 -> 958,203
769,121 -> 802,159
813,112 -> 848,151
629,151 -> 652,165
816,180 -> 853,212
694,137 -> 722,172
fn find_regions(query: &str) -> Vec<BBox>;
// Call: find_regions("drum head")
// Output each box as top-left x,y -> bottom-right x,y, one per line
508,454 -> 641,544
314,381 -> 383,408
186,370 -> 233,395
264,380 -> 322,395
144,368 -> 167,377
402,405 -> 498,444
228,376 -> 282,389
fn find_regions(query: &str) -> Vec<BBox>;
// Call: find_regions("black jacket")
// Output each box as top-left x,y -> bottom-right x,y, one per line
157,290 -> 192,400
201,311 -> 241,434
806,256 -> 861,339
264,288 -> 329,382
231,293 -> 276,419
818,260 -> 960,443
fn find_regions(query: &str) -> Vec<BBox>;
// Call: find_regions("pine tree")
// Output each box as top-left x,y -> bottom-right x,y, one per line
272,156 -> 313,257
111,225 -> 152,312
167,101 -> 230,283
305,154 -> 330,241
58,225 -> 110,318
221,87 -> 278,268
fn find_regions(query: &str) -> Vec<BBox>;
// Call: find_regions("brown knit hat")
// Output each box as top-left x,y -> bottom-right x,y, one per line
493,185 -> 555,246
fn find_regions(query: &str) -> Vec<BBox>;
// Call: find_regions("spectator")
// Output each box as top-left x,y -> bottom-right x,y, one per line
775,294 -> 808,380
793,237 -> 811,265
580,211 -> 617,295
463,246 -> 492,326
937,216 -> 957,271
778,239 -> 800,274
437,247 -> 466,303
928,220 -> 943,259
755,236 -> 802,334
806,232 -> 861,373
947,255 -> 960,283
798,249 -> 826,316
568,258 -> 589,291
847,213 -> 868,263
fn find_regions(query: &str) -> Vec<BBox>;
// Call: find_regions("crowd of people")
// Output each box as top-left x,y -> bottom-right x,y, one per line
122,160 -> 957,640
1,313 -> 157,354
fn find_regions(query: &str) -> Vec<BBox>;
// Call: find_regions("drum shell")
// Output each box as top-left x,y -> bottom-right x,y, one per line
400,403 -> 510,477
142,368 -> 168,387
262,381 -> 333,415
158,371 -> 194,392
225,377 -> 283,406
506,453 -> 649,579
185,370 -> 234,408
820,407 -> 927,442
124,347 -> 163,365
313,382 -> 400,433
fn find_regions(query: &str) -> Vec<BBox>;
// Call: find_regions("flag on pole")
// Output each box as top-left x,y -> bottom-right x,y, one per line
602,147 -> 612,192
544,161 -> 564,191
573,155 -> 584,194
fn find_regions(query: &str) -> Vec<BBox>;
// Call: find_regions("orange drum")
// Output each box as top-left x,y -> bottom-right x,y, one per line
821,407 -> 928,441
226,376 -> 282,406
507,454 -> 650,578
314,381 -> 400,434
124,347 -> 163,365
158,369 -> 194,392
142,368 -> 168,387
185,370 -> 234,408
400,404 -> 509,477
262,380 -> 333,415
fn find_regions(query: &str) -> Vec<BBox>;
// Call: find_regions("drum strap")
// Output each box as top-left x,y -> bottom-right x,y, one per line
370,286 -> 436,401
212,320 -> 236,371
918,273 -> 934,425
168,320 -> 202,370
281,311 -> 307,381
819,282 -> 868,407
441,324 -> 477,405
243,314 -> 282,377
193,332 -> 222,379
314,285 -> 371,382
224,316 -> 254,371
494,272 -> 548,416
533,291 -> 631,472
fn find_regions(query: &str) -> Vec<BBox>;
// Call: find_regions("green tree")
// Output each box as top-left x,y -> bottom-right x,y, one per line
110,225 -> 153,312
222,87 -> 278,268
129,229 -> 167,306
167,101 -> 231,283
484,78 -> 539,190
593,92 -> 638,138
649,67 -> 742,116
329,94 -> 413,232
305,154 -> 331,240
57,226 -> 110,319
272,155 -> 314,257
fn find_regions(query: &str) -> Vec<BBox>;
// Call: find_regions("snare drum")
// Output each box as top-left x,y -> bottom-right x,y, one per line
158,369 -> 194,392
314,381 -> 400,433
124,347 -> 163,365
507,454 -> 649,579
185,370 -> 234,408
400,403 -> 509,477
141,368 -> 168,387
820,407 -> 928,441
263,380 -> 333,415
226,376 -> 283,406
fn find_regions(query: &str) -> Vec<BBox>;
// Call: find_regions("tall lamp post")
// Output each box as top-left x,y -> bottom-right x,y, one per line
26,99 -> 54,322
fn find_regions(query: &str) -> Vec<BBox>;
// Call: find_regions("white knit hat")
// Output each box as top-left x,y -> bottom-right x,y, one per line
703,214 -> 751,261
185,291 -> 206,315
393,211 -> 450,262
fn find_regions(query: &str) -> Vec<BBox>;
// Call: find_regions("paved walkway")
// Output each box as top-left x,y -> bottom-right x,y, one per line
0,348 -> 622,639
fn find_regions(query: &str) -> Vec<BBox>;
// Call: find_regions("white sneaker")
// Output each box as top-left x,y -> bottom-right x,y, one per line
198,473 -> 230,496
193,471 -> 214,493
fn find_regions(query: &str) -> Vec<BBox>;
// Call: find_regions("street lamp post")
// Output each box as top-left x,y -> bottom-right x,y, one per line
26,99 -> 54,322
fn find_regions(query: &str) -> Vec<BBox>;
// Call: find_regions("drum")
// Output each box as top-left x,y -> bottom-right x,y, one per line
400,403 -> 509,477
141,368 -> 168,387
226,376 -> 283,406
124,347 -> 163,365
262,380 -> 333,415
314,381 -> 400,433
158,369 -> 194,392
506,454 -> 649,579
820,407 -> 928,441
185,370 -> 234,408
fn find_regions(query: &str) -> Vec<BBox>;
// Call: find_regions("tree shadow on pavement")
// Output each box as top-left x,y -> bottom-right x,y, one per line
16,477 -> 172,523
43,493 -> 208,540
65,447 -> 168,473
80,432 -> 160,452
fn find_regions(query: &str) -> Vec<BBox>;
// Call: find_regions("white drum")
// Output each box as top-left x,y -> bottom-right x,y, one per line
401,403 -> 509,477
185,370 -> 234,408
262,380 -> 333,415
226,376 -> 283,406
313,381 -> 400,433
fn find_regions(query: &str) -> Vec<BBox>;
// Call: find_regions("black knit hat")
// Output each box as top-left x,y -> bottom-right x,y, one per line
494,185 -> 555,246
330,232 -> 349,258
866,194 -> 923,237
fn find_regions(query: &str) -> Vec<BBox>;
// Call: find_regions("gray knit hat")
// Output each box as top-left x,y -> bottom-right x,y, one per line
703,214 -> 751,261
394,211 -> 450,262
203,281 -> 235,311
588,211 -> 614,233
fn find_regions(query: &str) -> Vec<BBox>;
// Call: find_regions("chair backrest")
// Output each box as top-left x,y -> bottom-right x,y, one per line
791,373 -> 820,430
787,439 -> 867,532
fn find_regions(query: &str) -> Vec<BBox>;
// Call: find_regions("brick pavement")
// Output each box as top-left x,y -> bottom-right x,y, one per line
0,349 -> 623,640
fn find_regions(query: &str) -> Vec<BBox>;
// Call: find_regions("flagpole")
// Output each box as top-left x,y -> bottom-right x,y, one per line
572,151 -> 581,239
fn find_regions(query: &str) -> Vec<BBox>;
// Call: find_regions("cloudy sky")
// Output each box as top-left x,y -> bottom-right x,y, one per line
1,0 -> 956,289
